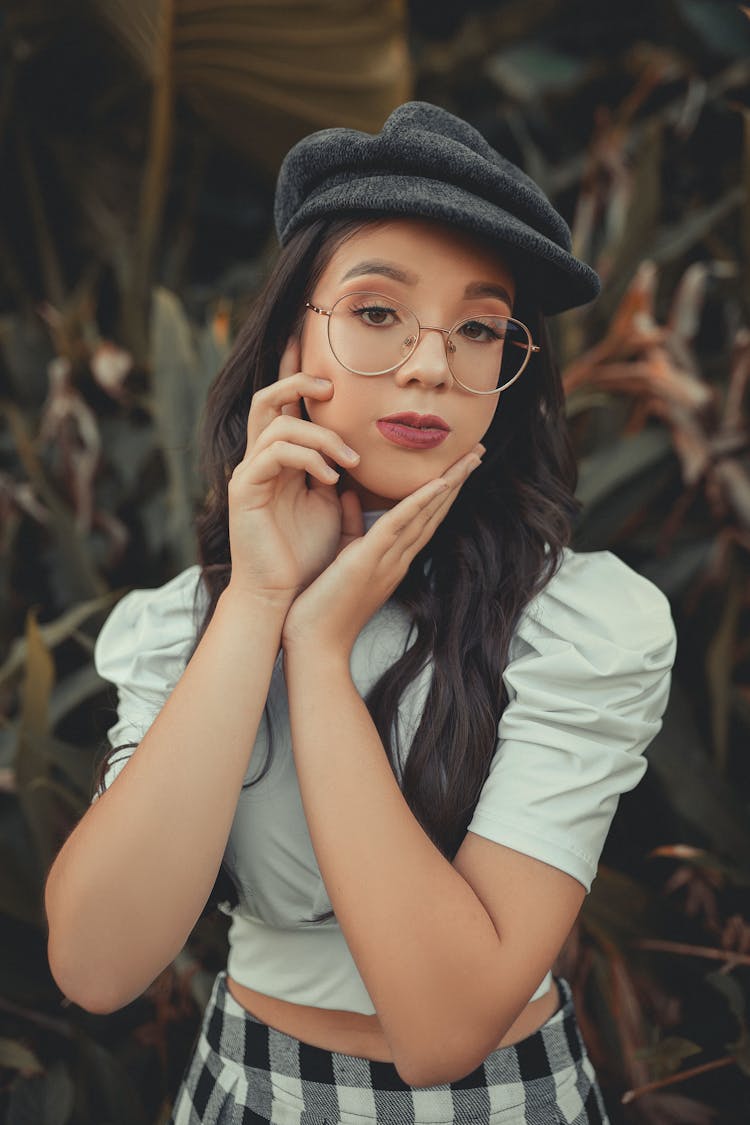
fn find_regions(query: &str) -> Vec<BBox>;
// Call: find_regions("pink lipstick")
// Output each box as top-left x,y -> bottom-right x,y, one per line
376,412 -> 450,450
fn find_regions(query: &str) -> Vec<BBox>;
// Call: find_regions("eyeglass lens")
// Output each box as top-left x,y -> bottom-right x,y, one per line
327,292 -> 530,392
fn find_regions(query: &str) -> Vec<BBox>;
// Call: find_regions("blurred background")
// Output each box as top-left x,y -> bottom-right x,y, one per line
1,1 -> 749,1121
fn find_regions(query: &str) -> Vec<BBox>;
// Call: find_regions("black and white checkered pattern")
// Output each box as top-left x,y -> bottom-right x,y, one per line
169,971 -> 610,1124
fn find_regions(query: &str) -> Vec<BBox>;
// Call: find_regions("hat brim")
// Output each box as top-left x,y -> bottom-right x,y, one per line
280,175 -> 600,316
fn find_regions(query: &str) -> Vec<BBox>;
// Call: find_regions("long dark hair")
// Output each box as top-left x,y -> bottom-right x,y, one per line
94,214 -> 580,923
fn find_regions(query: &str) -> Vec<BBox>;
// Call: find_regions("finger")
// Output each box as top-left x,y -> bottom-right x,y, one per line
439,443 -> 486,486
234,440 -> 341,488
387,451 -> 478,538
245,367 -> 334,449
339,489 -> 365,542
418,449 -> 483,525
251,414 -> 360,472
381,451 -> 482,555
279,336 -> 302,419
369,479 -> 451,565
406,453 -> 483,550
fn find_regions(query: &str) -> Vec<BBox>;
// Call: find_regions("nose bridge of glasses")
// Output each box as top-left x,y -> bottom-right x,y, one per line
405,323 -> 455,369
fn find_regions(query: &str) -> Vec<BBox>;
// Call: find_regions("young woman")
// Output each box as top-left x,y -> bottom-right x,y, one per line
45,102 -> 676,1124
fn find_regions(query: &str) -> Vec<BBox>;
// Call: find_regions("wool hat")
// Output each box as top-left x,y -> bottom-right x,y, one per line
273,101 -> 600,317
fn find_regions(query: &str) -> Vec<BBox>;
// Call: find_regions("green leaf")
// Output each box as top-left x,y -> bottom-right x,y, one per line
484,42 -> 586,100
19,610 -> 54,742
646,680 -> 750,872
575,428 -> 674,510
0,590 -> 121,690
91,0 -> 413,174
633,1036 -> 702,1079
6,1060 -> 75,1125
573,429 -> 675,549
705,562 -> 743,774
0,1037 -> 44,1075
0,799 -> 45,927
706,969 -> 746,1028
582,866 -> 654,947
733,1030 -> 750,1077
676,0 -> 750,58
149,287 -> 203,570
72,1033 -> 151,1125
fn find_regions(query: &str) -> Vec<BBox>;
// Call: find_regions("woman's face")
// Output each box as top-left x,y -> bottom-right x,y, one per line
296,217 -> 517,511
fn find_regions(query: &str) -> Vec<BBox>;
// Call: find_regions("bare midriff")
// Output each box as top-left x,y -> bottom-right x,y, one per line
226,974 -> 562,1061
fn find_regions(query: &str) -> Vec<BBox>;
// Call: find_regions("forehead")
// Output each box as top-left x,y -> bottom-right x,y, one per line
323,217 -> 516,298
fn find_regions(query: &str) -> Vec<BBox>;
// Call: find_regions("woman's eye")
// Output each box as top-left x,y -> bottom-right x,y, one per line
351,305 -> 397,326
460,320 -> 502,342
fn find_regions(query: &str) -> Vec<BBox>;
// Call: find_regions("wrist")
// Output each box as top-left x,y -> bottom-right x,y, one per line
219,581 -> 294,622
282,634 -> 352,675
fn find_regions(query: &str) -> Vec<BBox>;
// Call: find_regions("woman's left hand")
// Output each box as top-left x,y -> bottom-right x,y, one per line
280,443 -> 484,657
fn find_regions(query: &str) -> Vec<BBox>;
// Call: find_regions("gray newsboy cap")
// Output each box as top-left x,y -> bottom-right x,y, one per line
273,100 -> 601,316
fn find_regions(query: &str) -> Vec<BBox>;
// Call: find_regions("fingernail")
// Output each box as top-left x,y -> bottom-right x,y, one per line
314,377 -> 332,386
342,445 -> 360,461
467,456 -> 482,471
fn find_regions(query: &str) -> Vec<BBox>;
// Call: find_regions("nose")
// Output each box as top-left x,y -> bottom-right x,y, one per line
392,326 -> 453,390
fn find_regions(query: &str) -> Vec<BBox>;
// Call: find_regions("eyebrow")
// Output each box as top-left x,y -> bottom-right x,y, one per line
339,260 -> 513,308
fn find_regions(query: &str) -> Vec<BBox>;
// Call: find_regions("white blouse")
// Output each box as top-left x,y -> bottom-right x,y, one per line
91,531 -> 676,1014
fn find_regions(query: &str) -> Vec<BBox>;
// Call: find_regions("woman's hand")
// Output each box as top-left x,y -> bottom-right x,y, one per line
225,337 -> 360,605
280,444 -> 484,655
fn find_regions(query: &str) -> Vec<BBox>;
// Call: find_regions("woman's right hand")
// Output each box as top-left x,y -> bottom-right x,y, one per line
224,337 -> 361,605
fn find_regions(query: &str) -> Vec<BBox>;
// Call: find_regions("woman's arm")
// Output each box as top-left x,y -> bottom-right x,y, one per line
284,645 -> 585,1088
45,587 -> 287,1015
46,350 -> 360,1015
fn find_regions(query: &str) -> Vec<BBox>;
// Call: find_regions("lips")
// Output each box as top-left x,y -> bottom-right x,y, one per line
375,413 -> 450,450
378,412 -> 450,431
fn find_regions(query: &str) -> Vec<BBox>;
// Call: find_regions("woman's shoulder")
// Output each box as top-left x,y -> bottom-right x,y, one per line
468,547 -> 677,893
517,545 -> 675,655
94,564 -> 208,687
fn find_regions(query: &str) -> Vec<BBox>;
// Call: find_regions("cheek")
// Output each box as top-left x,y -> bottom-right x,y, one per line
478,401 -> 500,441
302,376 -> 379,437
300,328 -> 341,381
302,392 -> 353,434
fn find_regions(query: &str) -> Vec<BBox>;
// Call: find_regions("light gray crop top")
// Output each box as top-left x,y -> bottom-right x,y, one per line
91,524 -> 676,1013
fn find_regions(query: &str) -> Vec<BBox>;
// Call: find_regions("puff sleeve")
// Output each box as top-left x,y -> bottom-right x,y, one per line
91,565 -> 206,798
466,549 -> 677,892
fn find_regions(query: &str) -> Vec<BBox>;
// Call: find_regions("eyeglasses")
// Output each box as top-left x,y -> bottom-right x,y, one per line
304,290 -> 540,396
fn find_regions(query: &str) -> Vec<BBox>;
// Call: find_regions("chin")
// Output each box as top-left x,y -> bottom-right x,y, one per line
350,464 -> 442,503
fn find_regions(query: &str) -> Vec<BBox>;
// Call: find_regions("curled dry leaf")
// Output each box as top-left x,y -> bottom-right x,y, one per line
564,255 -> 750,547
563,260 -> 714,415
723,327 -> 750,432
622,1088 -> 721,1123
0,767 -> 17,793
90,339 -> 133,399
38,354 -> 102,532
720,914 -> 750,956
663,864 -> 722,933
0,473 -> 50,526
607,952 -> 652,1087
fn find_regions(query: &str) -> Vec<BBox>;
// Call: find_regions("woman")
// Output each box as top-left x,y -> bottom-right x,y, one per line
45,101 -> 676,1124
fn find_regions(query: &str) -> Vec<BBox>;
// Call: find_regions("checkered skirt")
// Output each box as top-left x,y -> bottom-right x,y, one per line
168,971 -> 611,1124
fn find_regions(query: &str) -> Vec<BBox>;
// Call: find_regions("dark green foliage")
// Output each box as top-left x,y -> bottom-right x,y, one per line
0,0 -> 748,1120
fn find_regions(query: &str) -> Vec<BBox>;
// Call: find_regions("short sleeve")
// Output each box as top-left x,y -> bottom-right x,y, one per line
91,565 -> 206,798
466,549 -> 677,892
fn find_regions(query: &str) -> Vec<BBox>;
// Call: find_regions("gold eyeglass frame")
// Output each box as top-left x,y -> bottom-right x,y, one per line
304,290 -> 540,396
